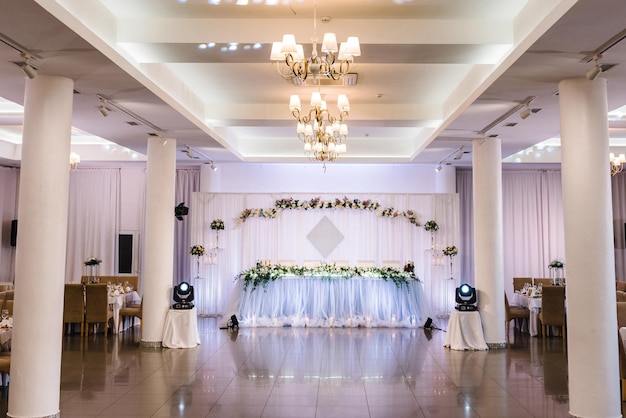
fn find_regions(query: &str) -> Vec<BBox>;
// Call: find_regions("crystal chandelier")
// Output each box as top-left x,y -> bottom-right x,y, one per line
270,0 -> 360,83
610,152 -> 625,176
289,89 -> 349,166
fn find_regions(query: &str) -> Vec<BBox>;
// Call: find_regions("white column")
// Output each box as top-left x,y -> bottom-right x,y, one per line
559,78 -> 620,417
472,137 -> 505,347
200,164 -> 221,192
8,76 -> 74,418
141,137 -> 177,347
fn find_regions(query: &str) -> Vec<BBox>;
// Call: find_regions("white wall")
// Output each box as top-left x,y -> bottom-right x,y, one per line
201,163 -> 455,194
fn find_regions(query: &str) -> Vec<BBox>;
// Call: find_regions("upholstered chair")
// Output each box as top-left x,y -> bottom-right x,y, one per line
533,278 -> 554,288
118,297 -> 143,333
0,355 -> 10,387
504,293 -> 530,346
85,284 -> 113,338
513,277 -> 532,292
63,284 -> 85,336
537,285 -> 566,339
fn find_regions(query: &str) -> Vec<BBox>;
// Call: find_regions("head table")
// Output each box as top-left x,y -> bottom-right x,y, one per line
225,275 -> 430,328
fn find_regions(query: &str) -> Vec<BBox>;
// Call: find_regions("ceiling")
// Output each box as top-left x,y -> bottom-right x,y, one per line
0,0 -> 624,169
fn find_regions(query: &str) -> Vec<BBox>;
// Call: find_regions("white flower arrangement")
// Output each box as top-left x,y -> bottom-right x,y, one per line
190,245 -> 206,256
443,246 -> 458,257
239,263 -> 418,292
424,220 -> 439,232
84,257 -> 102,266
210,219 -> 225,230
237,196 -> 421,227
549,259 -> 564,269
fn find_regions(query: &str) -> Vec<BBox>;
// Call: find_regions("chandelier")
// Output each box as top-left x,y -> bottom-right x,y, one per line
610,152 -> 625,176
270,0 -> 360,83
289,89 -> 349,166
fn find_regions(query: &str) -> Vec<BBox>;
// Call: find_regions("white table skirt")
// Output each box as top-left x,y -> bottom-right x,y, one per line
444,310 -> 488,351
162,308 -> 201,348
108,291 -> 141,334
229,276 -> 430,328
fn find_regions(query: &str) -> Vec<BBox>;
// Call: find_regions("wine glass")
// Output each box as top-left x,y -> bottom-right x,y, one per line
1,309 -> 9,321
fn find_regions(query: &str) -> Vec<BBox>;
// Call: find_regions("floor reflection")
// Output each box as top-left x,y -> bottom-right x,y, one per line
0,319 -> 622,417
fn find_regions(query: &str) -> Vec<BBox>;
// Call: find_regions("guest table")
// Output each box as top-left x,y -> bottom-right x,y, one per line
230,275 -> 430,328
162,307 -> 201,348
443,310 -> 488,351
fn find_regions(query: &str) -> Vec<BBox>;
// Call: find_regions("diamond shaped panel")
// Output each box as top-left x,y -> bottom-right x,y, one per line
306,216 -> 344,259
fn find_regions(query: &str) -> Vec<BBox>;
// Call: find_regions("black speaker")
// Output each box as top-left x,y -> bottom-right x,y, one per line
118,234 -> 133,274
424,317 -> 433,330
10,220 -> 17,247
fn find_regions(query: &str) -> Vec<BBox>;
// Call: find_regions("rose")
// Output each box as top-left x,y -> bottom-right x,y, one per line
443,246 -> 458,257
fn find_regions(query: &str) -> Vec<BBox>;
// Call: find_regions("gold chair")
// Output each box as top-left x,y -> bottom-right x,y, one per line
2,291 -> 14,315
63,284 -> 85,336
505,293 -> 530,346
3,300 -> 13,316
513,277 -> 532,292
0,355 -> 10,387
85,284 -> 113,338
534,278 -> 554,287
537,285 -> 566,339
118,297 -> 143,333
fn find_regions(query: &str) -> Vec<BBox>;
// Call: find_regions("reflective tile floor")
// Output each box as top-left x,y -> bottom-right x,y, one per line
0,318 -> 619,417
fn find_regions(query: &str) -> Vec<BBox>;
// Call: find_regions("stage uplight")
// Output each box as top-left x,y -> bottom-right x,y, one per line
455,283 -> 477,311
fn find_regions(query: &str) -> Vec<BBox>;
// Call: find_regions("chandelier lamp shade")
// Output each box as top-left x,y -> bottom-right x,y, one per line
610,152 -> 626,176
269,0 -> 360,82
289,91 -> 349,163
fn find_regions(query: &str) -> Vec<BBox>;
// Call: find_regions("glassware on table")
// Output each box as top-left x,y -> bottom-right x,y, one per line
1,310 -> 8,320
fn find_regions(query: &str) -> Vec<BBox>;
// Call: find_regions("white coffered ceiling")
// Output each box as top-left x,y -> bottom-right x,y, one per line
1,0 -> 625,168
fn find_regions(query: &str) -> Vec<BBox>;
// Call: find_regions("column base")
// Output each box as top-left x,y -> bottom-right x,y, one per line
140,340 -> 162,348
487,341 -> 507,350
8,412 -> 60,418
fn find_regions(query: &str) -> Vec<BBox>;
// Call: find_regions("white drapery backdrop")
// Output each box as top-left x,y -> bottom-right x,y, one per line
66,168 -> 120,282
458,169 -> 566,297
190,193 -> 460,320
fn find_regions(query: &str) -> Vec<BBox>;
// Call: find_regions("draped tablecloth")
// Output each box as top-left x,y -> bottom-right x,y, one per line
228,276 -> 430,328
513,292 -> 542,336
162,308 -> 201,348
108,291 -> 141,334
443,310 -> 488,351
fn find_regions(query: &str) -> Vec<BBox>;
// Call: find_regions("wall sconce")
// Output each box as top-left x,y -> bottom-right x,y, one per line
610,152 -> 625,176
69,152 -> 80,171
